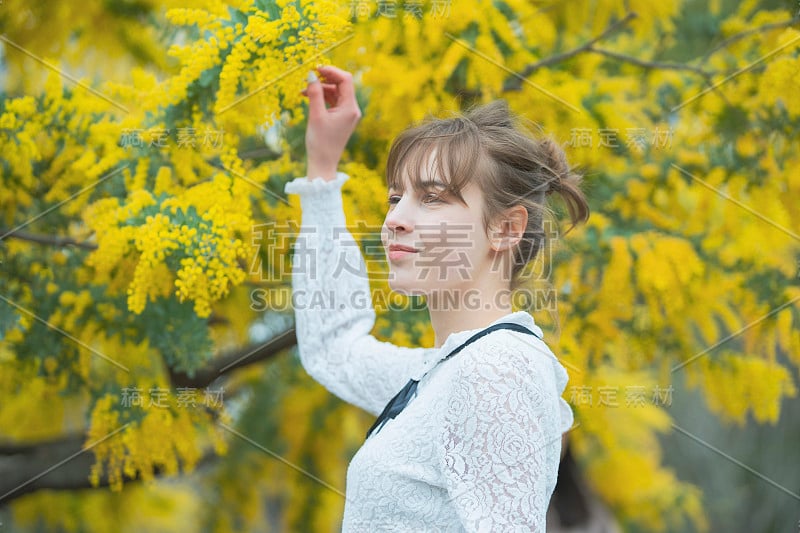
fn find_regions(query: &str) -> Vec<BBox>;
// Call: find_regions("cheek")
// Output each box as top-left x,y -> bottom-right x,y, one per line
418,213 -> 486,255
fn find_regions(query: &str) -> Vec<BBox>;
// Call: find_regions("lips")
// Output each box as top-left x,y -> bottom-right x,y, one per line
388,244 -> 419,252
387,244 -> 420,262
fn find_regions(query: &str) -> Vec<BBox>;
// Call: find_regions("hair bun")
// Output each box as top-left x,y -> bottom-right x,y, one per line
539,137 -> 570,195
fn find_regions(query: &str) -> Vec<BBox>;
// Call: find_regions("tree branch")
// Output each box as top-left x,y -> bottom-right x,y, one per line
499,12 -> 796,100
503,11 -> 638,91
168,326 -> 296,389
0,228 -> 97,250
701,15 -> 800,63
0,433 -> 219,505
0,325 -> 297,505
587,46 -> 715,81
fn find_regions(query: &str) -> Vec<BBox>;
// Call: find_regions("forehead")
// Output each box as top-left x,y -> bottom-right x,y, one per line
389,149 -> 444,190
389,174 -> 449,192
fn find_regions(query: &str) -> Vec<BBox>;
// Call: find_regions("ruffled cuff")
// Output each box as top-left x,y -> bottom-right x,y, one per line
284,171 -> 350,195
284,172 -> 350,223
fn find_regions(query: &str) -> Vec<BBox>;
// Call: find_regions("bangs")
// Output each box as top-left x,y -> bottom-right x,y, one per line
385,117 -> 487,205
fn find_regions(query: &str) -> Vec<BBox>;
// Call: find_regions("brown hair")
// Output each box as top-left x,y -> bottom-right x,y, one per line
385,99 -> 590,290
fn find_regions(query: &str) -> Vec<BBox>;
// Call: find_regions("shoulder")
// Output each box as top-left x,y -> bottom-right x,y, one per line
435,328 -> 575,440
434,334 -> 544,413
450,327 -> 552,380
433,330 -> 563,450
438,328 -> 568,415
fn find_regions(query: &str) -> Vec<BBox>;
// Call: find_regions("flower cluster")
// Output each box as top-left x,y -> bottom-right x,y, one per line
85,172 -> 250,318
86,392 -> 229,492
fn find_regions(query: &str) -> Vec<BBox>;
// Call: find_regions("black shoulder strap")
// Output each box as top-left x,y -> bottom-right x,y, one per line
439,322 -> 541,365
365,322 -> 541,440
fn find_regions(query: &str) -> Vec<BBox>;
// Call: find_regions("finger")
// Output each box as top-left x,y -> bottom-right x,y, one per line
323,89 -> 338,107
316,65 -> 356,104
305,71 -> 326,120
301,83 -> 336,94
302,90 -> 337,108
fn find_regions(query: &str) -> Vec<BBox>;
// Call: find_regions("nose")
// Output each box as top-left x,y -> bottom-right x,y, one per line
382,195 -> 414,242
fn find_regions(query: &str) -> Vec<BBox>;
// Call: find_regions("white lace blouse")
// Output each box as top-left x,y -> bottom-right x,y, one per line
284,172 -> 574,532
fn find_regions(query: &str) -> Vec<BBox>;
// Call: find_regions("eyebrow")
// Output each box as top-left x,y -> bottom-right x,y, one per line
389,179 -> 449,192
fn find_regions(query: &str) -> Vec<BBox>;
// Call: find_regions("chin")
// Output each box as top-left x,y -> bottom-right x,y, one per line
387,277 -> 429,297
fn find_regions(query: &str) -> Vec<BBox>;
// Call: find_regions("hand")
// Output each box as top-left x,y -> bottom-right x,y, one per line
301,65 -> 362,182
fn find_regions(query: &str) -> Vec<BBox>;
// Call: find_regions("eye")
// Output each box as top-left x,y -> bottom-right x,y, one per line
387,192 -> 444,206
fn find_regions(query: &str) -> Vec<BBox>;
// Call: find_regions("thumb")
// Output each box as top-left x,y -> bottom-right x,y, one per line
305,70 -> 326,120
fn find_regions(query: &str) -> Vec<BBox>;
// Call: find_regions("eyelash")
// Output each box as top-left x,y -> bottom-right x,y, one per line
387,193 -> 442,205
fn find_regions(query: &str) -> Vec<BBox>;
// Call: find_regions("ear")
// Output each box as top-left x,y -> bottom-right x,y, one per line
488,205 -> 528,252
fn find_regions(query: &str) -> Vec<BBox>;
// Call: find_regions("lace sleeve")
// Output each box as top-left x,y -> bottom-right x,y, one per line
284,173 -> 433,417
435,341 -> 564,532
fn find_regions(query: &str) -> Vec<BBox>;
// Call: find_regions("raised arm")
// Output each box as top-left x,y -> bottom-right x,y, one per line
283,66 -> 434,417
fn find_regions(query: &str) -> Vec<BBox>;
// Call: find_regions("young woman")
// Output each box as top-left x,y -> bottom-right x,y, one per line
284,65 -> 589,531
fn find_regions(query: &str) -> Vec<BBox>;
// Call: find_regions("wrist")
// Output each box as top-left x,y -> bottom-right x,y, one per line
306,164 -> 338,182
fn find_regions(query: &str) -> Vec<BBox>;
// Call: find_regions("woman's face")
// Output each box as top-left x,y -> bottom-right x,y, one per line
380,161 -> 501,298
